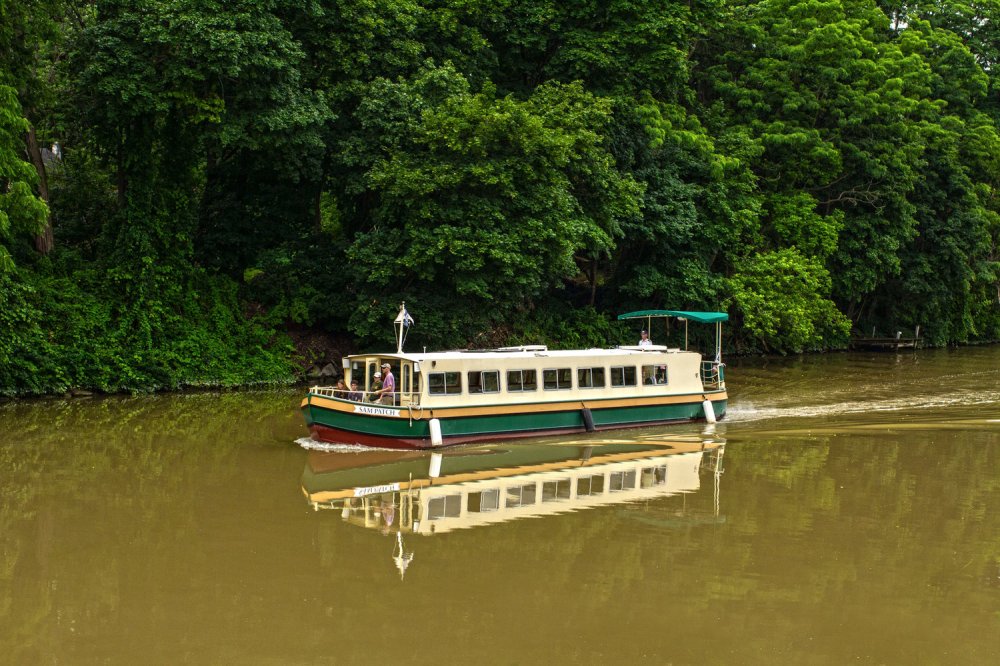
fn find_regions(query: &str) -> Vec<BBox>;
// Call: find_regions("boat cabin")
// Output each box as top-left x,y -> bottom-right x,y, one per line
322,344 -> 721,407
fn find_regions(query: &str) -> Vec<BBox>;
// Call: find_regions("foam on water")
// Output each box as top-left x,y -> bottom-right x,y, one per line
296,437 -> 398,452
727,388 -> 1000,424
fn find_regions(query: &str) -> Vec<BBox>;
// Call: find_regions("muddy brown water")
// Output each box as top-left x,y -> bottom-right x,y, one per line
1,346 -> 998,664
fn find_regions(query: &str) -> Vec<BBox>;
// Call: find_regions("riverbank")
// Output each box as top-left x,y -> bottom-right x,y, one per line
3,308 -> 996,401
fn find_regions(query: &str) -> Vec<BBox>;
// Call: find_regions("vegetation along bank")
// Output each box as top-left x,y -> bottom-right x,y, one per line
1,1 -> 998,397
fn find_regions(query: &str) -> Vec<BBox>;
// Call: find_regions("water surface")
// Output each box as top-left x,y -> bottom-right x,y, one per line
1,347 -> 998,664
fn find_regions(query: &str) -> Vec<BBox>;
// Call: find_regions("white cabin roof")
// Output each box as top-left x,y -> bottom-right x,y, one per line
348,345 -> 692,364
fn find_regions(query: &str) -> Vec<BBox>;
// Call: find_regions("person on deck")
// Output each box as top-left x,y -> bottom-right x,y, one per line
378,363 -> 396,405
368,372 -> 382,402
347,379 -> 362,402
638,329 -> 652,347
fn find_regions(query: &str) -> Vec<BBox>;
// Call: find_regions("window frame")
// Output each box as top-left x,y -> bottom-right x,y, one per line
542,367 -> 573,391
610,365 -> 637,388
468,369 -> 501,394
577,366 -> 606,389
428,371 -> 462,395
506,369 -> 538,393
642,364 -> 668,385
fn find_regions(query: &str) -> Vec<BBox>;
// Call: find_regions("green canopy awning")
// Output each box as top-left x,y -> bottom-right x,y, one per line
617,310 -> 729,324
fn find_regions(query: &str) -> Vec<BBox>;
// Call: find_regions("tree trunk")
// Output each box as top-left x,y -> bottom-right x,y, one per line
25,124 -> 54,254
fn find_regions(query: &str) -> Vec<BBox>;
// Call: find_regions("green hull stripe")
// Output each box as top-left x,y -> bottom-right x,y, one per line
305,399 -> 727,440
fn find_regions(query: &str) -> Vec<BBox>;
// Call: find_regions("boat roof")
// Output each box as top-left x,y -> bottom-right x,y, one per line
349,345 -> 694,363
617,309 -> 729,324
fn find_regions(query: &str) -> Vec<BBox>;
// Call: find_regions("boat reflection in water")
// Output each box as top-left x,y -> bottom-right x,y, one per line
301,435 -> 725,575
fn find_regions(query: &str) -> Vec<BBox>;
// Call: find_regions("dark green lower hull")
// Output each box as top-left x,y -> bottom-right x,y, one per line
303,395 -> 727,449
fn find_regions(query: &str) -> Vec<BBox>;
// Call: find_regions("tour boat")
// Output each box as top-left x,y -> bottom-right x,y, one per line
300,305 -> 729,449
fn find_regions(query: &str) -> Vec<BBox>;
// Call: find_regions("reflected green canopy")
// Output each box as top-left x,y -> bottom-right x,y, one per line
617,310 -> 729,324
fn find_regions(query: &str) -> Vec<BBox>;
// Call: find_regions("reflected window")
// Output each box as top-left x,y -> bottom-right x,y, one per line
428,372 -> 462,395
641,465 -> 667,488
577,367 -> 606,389
505,483 -> 537,508
507,369 -> 538,392
610,366 -> 637,387
542,478 -> 572,502
543,368 -> 572,390
609,470 -> 637,492
428,494 -> 462,519
468,489 -> 500,513
576,474 -> 605,496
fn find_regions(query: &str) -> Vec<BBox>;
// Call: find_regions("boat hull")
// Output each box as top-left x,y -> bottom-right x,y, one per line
301,392 -> 727,449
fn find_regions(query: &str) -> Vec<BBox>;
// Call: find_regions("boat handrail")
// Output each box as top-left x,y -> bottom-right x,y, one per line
495,345 -> 548,352
310,386 -> 421,406
617,345 -> 671,351
700,361 -> 725,390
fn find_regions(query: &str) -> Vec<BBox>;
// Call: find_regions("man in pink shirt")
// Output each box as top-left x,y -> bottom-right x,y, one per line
378,362 -> 395,405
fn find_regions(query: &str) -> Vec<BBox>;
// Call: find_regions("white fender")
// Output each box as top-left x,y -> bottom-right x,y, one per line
702,399 -> 717,424
429,418 -> 443,447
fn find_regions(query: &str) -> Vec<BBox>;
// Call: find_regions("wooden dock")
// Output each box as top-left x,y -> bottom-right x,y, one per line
850,326 -> 922,351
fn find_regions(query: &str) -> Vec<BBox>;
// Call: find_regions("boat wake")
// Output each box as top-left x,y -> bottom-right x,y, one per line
726,388 -> 1000,424
296,437 -> 398,452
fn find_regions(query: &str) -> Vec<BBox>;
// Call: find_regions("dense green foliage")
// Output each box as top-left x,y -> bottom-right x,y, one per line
1,0 -> 998,394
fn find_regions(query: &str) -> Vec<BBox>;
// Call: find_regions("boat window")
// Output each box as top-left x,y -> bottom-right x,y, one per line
401,364 -> 421,397
468,489 -> 500,513
467,370 -> 500,394
610,366 -> 637,387
642,364 -> 668,385
576,474 -> 605,496
541,478 -> 571,502
609,470 -> 637,492
542,368 -> 572,390
641,465 -> 667,488
350,361 -> 366,386
428,494 -> 462,520
428,372 -> 462,395
505,483 -> 537,508
577,367 -> 606,389
507,369 -> 537,392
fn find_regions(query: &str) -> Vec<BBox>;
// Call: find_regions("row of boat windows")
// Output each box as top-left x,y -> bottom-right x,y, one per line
427,365 -> 669,395
427,465 -> 669,520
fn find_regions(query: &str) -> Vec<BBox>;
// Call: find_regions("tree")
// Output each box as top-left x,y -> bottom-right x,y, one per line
0,0 -> 63,255
0,84 -> 48,272
727,247 -> 851,352
344,64 -> 642,345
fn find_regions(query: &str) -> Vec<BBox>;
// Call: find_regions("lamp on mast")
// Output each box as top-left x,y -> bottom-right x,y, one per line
394,302 -> 414,353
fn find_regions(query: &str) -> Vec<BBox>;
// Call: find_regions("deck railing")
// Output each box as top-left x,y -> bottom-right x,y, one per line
701,361 -> 725,390
310,386 -> 421,406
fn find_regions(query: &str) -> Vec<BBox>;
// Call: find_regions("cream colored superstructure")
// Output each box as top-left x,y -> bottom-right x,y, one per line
343,344 -> 713,408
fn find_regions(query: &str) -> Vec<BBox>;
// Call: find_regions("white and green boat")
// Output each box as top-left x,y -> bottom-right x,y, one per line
301,305 -> 728,449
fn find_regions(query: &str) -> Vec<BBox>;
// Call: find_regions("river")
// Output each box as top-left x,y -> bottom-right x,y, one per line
1,347 -> 998,664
